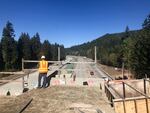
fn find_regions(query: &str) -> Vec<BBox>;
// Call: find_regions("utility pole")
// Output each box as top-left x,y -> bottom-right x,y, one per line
58,47 -> 61,76
58,47 -> 60,61
95,46 -> 97,63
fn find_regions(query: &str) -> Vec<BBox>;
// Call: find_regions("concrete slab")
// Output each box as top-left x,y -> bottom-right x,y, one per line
0,78 -> 23,96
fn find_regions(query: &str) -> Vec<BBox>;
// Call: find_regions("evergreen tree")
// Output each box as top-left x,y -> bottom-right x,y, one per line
18,33 -> 31,60
60,45 -> 65,60
124,14 -> 150,78
121,26 -> 130,41
87,48 -> 94,60
30,33 -> 41,60
0,42 -> 4,70
51,43 -> 59,61
128,30 -> 150,78
125,26 -> 130,38
122,26 -> 131,68
142,14 -> 150,30
40,40 -> 52,60
1,21 -> 18,70
17,33 -> 31,68
123,37 -> 132,69
109,53 -> 118,66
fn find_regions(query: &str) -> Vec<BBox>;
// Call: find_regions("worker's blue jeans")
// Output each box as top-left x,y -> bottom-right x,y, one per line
38,73 -> 47,88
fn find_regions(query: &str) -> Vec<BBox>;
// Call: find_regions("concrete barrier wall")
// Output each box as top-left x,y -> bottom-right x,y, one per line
50,78 -> 104,88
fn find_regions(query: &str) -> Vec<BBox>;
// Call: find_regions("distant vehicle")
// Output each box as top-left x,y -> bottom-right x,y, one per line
102,76 -> 108,81
90,71 -> 94,75
114,67 -> 121,71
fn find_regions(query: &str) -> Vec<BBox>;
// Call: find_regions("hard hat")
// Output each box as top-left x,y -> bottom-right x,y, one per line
41,56 -> 45,59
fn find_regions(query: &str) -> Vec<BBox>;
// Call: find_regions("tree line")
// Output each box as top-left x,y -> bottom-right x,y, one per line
0,21 -> 65,71
66,13 -> 150,78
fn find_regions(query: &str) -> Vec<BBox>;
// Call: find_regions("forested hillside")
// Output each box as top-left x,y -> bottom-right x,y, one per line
0,21 -> 65,71
66,14 -> 150,78
66,30 -> 138,66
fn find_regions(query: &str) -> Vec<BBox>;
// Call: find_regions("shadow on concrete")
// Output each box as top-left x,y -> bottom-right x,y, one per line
83,81 -> 88,85
47,71 -> 58,87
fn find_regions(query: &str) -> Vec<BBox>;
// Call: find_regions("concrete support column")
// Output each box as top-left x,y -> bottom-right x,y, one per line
58,47 -> 60,61
22,58 -> 24,71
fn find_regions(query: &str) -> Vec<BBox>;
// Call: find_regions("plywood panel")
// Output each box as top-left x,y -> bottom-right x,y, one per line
135,99 -> 147,113
114,98 -> 150,113
114,101 -> 124,113
148,99 -> 150,113
125,100 -> 135,113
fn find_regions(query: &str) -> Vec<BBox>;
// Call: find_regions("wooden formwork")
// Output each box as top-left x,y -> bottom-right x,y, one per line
114,97 -> 150,113
105,79 -> 150,113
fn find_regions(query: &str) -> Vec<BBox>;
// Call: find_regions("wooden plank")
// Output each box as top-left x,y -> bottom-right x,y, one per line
148,99 -> 150,113
105,84 -> 120,99
18,98 -> 33,113
134,100 -> 138,113
0,80 -> 22,83
136,99 -> 147,113
123,100 -> 126,113
114,101 -> 124,113
114,98 -> 150,113
0,72 -> 25,75
124,100 -> 135,113
146,98 -> 149,113
123,82 -> 126,98
114,96 -> 147,102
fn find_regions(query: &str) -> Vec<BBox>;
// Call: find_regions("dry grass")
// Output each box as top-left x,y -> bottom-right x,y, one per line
99,64 -> 133,78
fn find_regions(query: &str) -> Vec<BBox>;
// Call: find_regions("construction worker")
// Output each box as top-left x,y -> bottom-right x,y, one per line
38,55 -> 48,88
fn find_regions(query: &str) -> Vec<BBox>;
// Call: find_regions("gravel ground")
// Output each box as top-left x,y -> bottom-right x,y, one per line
0,86 -> 115,113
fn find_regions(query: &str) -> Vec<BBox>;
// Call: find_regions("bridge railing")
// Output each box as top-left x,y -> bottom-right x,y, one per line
22,58 -> 96,70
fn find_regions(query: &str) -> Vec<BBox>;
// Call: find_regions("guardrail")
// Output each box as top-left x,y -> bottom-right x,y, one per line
96,64 -> 114,80
22,59 -> 96,70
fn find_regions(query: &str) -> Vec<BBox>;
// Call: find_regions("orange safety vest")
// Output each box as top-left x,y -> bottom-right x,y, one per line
39,60 -> 48,73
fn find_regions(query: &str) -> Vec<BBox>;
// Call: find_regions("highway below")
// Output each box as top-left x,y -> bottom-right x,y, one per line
74,56 -> 111,79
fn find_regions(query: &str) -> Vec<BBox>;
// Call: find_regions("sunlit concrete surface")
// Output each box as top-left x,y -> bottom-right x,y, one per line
0,78 -> 23,96
0,67 -> 58,96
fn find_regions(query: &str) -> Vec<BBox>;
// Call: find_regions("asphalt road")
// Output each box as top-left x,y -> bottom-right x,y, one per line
74,56 -> 109,79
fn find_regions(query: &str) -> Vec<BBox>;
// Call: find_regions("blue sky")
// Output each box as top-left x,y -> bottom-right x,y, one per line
0,0 -> 150,47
